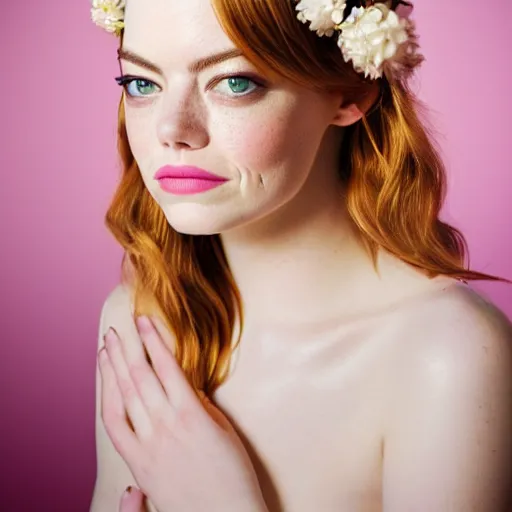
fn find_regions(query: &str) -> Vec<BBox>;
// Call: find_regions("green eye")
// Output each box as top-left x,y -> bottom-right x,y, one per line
115,75 -> 159,98
227,77 -> 251,93
128,79 -> 156,96
213,76 -> 259,97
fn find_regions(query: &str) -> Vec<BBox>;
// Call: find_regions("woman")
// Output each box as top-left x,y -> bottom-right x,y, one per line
89,0 -> 512,510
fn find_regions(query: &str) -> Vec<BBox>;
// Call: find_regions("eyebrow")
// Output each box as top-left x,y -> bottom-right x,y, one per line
117,48 -> 245,75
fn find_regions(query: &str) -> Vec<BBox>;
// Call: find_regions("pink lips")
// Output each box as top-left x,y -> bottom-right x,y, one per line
154,165 -> 228,195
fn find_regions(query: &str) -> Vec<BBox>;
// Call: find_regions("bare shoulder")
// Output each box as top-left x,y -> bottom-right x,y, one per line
382,282 -> 512,510
91,284 -> 169,512
393,282 -> 512,376
90,284 -> 144,512
98,283 -> 136,341
388,281 -> 512,418
98,283 -> 176,355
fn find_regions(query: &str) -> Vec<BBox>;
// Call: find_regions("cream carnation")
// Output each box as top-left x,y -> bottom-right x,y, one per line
337,3 -> 410,79
91,0 -> 125,36
295,0 -> 347,37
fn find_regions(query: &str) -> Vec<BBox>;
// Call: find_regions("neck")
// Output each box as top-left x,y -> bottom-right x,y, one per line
220,164 -> 376,329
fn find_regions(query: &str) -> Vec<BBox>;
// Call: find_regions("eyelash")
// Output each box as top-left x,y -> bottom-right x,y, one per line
114,75 -> 159,98
114,74 -> 266,101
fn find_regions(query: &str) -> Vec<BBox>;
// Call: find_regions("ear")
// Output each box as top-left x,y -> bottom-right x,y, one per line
331,102 -> 365,127
330,84 -> 381,127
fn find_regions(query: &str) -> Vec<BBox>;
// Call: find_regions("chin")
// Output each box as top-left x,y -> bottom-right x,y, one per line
160,203 -> 245,236
170,223 -> 222,236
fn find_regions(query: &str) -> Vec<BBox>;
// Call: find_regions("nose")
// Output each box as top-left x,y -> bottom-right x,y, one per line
156,86 -> 210,150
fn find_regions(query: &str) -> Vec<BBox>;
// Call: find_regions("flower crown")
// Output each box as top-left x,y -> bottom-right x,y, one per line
90,0 -> 422,81
91,0 -> 125,36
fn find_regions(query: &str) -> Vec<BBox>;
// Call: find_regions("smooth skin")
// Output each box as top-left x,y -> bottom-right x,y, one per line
90,0 -> 512,509
98,316 -> 268,512
91,283 -> 512,512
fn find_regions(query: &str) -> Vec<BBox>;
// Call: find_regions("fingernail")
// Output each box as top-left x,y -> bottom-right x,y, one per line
103,327 -> 117,343
136,315 -> 152,332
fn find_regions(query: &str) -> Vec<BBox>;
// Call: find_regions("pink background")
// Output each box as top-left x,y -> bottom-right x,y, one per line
1,1 -> 510,510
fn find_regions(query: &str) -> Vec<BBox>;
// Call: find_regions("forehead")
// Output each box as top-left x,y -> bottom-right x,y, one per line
123,0 -> 235,64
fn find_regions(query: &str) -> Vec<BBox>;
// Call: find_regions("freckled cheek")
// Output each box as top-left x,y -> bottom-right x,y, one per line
124,107 -> 154,170
215,112 -> 306,175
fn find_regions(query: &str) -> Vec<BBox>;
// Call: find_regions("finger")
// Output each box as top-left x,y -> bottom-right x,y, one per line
98,348 -> 141,461
118,486 -> 146,512
136,316 -> 200,410
104,329 -> 153,439
118,320 -> 169,416
150,315 -> 177,356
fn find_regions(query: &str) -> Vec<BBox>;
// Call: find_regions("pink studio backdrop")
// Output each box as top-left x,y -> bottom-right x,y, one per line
1,1 -> 510,510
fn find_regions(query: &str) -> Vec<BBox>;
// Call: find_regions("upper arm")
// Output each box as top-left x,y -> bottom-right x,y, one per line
383,293 -> 512,511
90,284 -> 142,512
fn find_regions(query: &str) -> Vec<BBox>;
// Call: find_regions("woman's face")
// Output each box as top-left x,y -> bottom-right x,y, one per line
121,0 -> 348,235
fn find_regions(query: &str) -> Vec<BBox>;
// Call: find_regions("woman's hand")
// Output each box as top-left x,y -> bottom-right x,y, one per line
98,315 -> 268,512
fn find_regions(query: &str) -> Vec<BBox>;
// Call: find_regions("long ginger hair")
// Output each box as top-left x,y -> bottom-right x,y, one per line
105,0 -> 505,395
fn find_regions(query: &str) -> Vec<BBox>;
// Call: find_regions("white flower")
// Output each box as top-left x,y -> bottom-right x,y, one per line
337,3 -> 410,79
91,0 -> 125,36
295,0 -> 347,37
